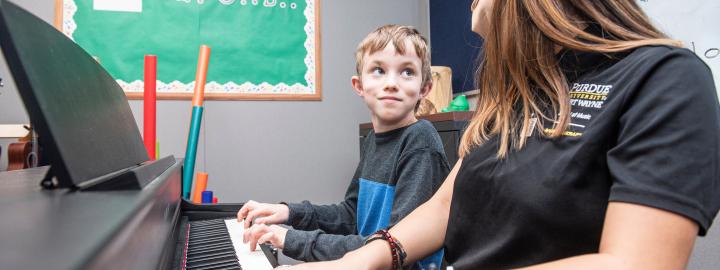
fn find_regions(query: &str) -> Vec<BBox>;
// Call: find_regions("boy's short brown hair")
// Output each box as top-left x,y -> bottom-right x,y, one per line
354,25 -> 432,89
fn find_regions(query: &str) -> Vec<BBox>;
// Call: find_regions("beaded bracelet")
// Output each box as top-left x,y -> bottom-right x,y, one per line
364,229 -> 407,270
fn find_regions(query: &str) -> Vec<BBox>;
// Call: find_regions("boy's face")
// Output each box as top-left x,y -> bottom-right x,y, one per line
352,40 -> 431,132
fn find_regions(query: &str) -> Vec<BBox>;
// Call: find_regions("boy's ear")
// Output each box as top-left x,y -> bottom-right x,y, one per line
420,81 -> 433,98
351,76 -> 364,96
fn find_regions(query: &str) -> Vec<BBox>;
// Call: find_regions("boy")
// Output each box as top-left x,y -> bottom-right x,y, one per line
238,24 -> 449,269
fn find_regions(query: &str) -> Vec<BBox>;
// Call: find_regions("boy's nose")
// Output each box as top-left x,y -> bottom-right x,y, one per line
383,76 -> 399,92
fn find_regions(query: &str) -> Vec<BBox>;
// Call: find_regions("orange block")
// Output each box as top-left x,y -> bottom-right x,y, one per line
192,172 -> 209,204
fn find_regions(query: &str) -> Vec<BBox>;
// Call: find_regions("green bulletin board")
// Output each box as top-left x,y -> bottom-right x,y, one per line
57,0 -> 321,100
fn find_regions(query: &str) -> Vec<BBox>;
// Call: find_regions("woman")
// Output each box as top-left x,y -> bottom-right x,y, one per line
288,0 -> 720,269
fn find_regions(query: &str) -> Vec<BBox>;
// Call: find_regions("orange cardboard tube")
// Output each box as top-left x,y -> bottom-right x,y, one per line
191,45 -> 211,107
192,172 -> 209,204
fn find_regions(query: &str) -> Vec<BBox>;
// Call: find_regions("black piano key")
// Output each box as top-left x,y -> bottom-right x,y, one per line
187,248 -> 234,259
187,242 -> 235,254
187,242 -> 233,252
200,267 -> 242,270
187,246 -> 236,258
188,262 -> 240,270
187,250 -> 236,261
190,221 -> 226,227
186,255 -> 239,269
194,264 -> 243,270
190,226 -> 228,234
190,223 -> 225,229
184,219 -> 244,270
189,261 -> 242,270
189,232 -> 228,240
189,229 -> 229,238
191,222 -> 226,229
191,219 -> 224,224
187,252 -> 238,264
190,227 -> 226,234
188,234 -> 231,243
188,239 -> 232,249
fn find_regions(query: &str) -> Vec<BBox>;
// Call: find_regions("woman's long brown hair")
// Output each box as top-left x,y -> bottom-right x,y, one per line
459,0 -> 682,158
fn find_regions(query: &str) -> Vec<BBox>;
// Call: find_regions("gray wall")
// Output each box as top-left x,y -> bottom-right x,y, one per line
0,0 -> 37,170
0,1 -> 718,269
0,0 -> 430,205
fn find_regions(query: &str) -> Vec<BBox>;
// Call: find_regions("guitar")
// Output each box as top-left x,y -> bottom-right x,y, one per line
7,125 -> 37,171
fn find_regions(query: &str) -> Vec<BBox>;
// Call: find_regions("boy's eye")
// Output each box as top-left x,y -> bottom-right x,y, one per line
371,67 -> 384,75
401,68 -> 415,77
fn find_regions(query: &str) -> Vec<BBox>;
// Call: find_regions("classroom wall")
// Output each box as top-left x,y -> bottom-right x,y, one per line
0,0 -> 430,205
1,1 -> 719,269
0,1 -> 43,171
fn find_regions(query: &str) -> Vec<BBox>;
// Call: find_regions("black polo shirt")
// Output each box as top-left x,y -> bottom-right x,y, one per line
444,45 -> 720,269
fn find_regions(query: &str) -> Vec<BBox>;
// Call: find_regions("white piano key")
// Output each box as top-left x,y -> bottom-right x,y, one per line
224,219 -> 274,270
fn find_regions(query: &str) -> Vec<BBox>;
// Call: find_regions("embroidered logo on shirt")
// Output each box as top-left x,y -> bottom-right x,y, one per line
569,83 -> 612,110
544,82 -> 614,137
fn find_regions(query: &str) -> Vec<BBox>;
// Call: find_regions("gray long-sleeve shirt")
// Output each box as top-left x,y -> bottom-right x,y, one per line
281,120 -> 450,269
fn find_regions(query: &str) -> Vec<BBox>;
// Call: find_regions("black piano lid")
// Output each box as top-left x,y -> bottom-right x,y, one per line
0,162 -> 183,270
0,0 -> 150,188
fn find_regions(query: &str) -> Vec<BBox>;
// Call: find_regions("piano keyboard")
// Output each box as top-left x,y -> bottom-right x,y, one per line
183,219 -> 274,270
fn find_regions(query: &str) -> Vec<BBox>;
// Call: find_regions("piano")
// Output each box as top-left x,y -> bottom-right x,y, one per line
0,0 -> 279,269
0,160 -> 278,270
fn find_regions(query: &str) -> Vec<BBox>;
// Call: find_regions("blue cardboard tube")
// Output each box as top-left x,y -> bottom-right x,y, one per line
201,190 -> 213,204
183,106 -> 204,199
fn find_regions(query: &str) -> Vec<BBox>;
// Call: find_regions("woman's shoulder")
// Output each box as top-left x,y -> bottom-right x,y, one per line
624,45 -> 710,72
611,45 -> 717,112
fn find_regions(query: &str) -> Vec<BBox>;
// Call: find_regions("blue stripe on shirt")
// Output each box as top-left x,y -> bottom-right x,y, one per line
357,178 -> 395,236
357,178 -> 444,270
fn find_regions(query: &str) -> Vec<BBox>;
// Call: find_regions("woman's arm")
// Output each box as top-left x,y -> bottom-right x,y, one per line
285,159 -> 462,270
344,159 -> 463,269
519,202 -> 698,270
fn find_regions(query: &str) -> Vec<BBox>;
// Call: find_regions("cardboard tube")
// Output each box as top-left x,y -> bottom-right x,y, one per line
192,172 -> 209,204
182,46 -> 211,199
182,106 -> 203,199
191,45 -> 211,107
143,55 -> 157,160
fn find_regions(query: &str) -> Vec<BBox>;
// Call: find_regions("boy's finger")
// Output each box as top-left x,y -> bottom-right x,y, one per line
248,235 -> 258,252
247,225 -> 268,252
242,225 -> 251,243
237,207 -> 247,221
255,216 -> 273,225
237,201 -> 254,220
257,231 -> 275,246
245,208 -> 274,228
244,224 -> 258,245
244,210 -> 260,229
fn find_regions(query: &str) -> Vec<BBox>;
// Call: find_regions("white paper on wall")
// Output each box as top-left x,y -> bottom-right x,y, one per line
93,0 -> 142,13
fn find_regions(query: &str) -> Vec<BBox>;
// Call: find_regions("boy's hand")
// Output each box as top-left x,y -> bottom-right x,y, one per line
237,200 -> 290,229
243,223 -> 287,251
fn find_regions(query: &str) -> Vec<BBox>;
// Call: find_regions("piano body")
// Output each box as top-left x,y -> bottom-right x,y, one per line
0,0 -> 277,269
0,160 -> 277,270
